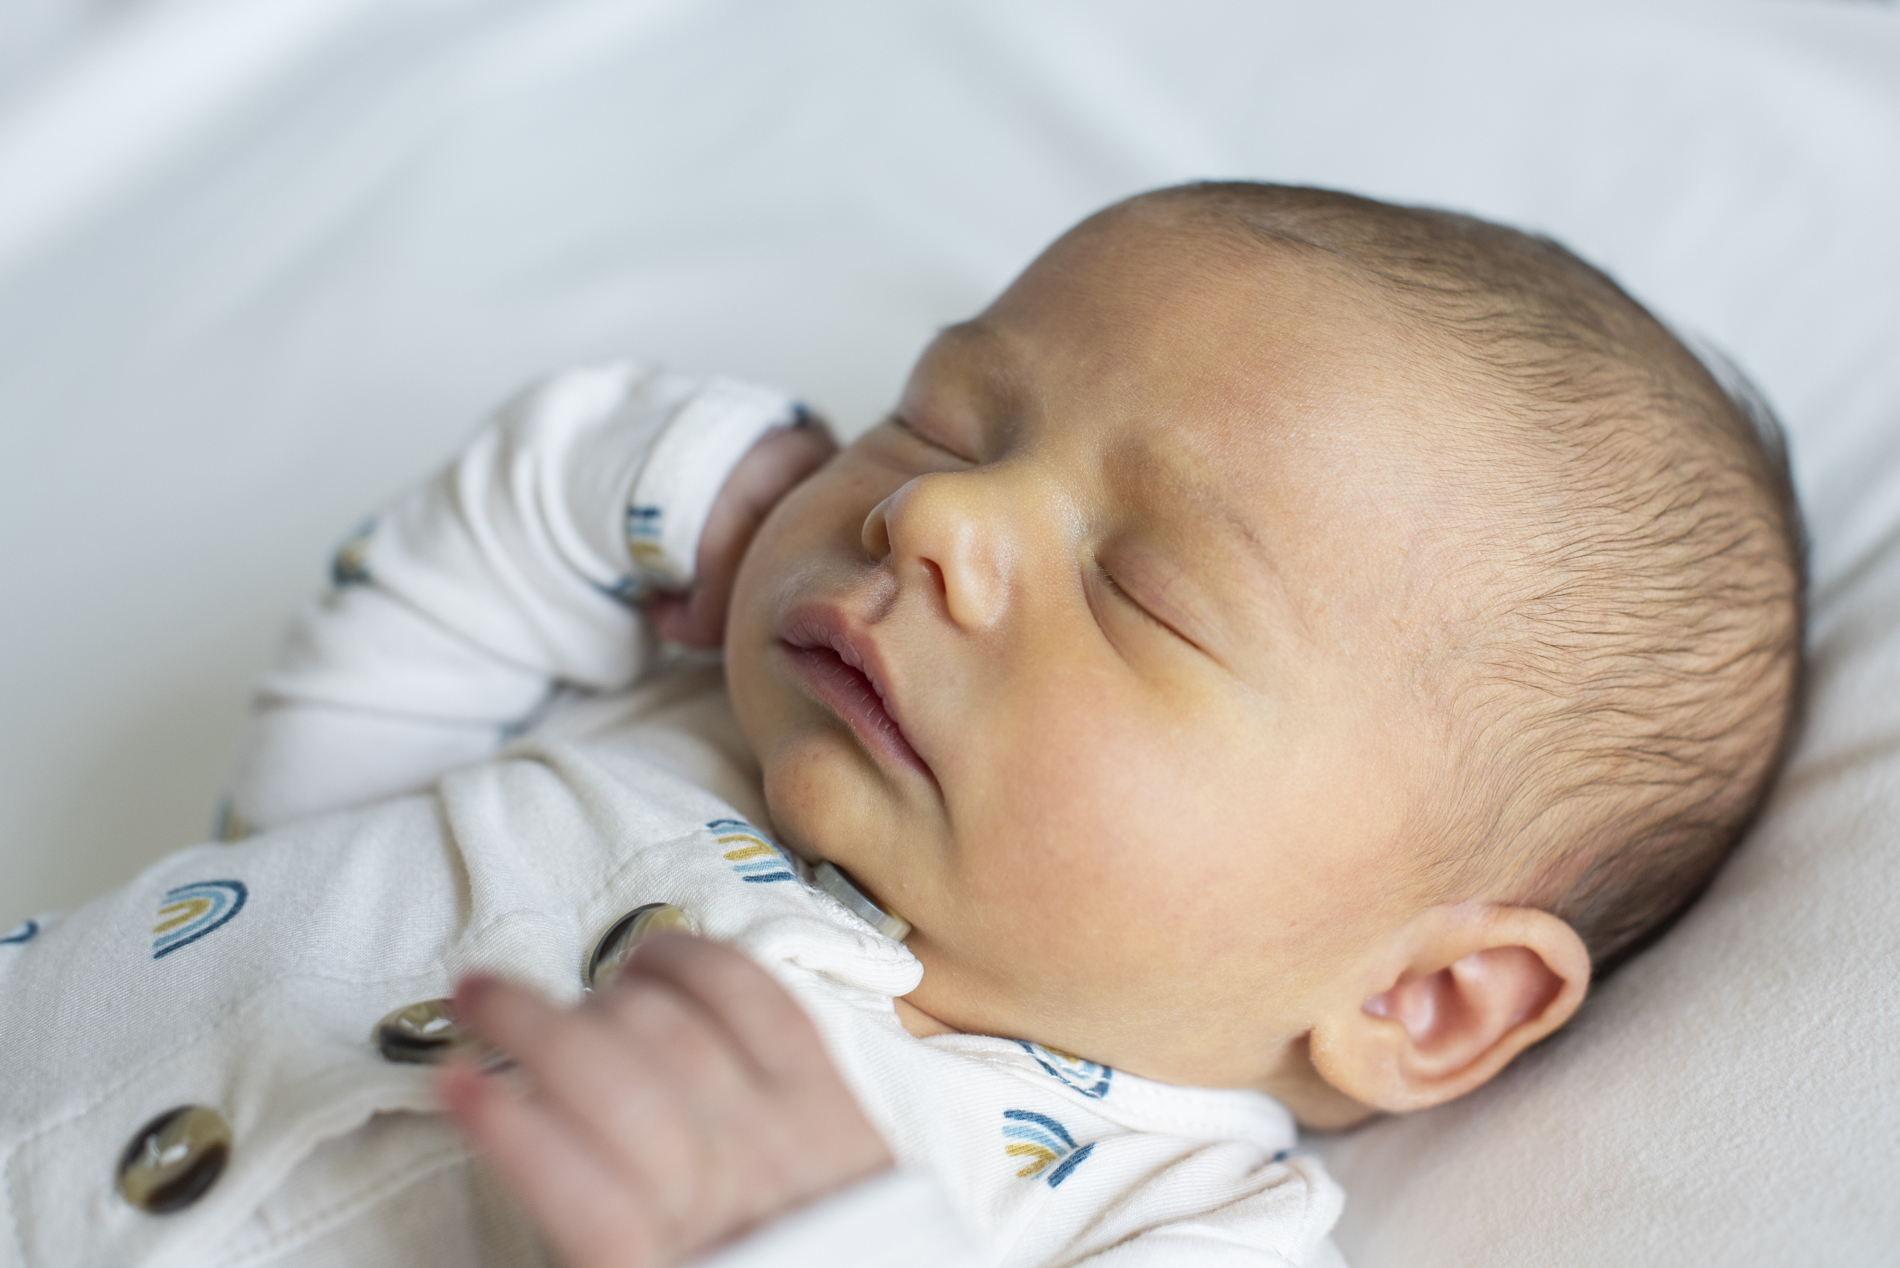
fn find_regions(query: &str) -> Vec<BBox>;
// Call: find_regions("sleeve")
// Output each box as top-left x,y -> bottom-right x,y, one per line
222,361 -> 804,834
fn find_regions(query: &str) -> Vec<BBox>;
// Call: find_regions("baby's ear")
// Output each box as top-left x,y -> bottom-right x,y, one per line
1307,906 -> 1590,1115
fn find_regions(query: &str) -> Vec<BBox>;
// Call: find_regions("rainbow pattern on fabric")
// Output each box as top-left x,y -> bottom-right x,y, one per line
625,504 -> 665,572
151,880 -> 247,959
709,819 -> 796,884
1002,1109 -> 1095,1188
1017,1041 -> 1112,1099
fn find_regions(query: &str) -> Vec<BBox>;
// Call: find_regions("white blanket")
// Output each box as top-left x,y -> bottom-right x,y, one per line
3,2 -> 1896,1262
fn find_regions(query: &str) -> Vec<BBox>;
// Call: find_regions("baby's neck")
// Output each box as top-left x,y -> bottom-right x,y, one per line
895,994 -> 1376,1131
894,993 -> 962,1038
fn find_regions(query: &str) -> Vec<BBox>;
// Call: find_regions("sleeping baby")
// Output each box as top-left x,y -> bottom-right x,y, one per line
0,183 -> 1803,1268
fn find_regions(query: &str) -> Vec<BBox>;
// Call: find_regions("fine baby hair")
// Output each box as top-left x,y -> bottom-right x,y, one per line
1143,183 -> 1805,976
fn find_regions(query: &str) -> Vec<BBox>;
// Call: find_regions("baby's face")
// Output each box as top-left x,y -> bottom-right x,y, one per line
726,209 -> 1467,1089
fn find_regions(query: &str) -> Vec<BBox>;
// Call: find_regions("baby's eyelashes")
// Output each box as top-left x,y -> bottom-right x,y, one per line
1099,567 -> 1162,627
1093,562 -> 1203,656
1092,555 -> 1233,670
887,414 -> 979,465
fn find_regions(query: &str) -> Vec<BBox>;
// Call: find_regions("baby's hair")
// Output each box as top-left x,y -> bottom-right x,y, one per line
1133,182 -> 1806,976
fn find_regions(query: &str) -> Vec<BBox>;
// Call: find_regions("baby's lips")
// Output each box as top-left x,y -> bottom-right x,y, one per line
780,605 -> 904,723
779,601 -> 937,784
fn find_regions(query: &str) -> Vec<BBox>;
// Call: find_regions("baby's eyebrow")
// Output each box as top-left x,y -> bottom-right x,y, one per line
1190,502 -> 1303,646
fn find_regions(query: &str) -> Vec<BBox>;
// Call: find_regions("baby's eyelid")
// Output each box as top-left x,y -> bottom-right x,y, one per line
1098,565 -> 1206,653
1100,566 -> 1167,632
889,414 -> 976,462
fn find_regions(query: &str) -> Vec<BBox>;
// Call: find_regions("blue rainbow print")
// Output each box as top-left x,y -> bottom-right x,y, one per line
626,505 -> 666,575
1,919 -> 37,946
1017,1041 -> 1112,1099
708,819 -> 796,884
151,880 -> 248,959
1002,1109 -> 1095,1188
626,504 -> 663,540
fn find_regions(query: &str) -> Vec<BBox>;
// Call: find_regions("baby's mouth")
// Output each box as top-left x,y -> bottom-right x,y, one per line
780,614 -> 935,785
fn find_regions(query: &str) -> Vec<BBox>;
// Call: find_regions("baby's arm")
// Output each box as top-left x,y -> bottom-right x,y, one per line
443,952 -> 1335,1268
441,940 -> 979,1268
225,364 -> 831,833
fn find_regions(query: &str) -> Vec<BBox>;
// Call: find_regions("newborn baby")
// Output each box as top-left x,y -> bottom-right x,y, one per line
0,183 -> 1803,1268
725,177 -> 1802,1103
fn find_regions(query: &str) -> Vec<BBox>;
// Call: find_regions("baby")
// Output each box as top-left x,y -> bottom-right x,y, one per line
0,183 -> 1803,1268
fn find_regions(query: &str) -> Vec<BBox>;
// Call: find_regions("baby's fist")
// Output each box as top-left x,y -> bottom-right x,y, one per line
649,421 -> 836,649
437,934 -> 891,1268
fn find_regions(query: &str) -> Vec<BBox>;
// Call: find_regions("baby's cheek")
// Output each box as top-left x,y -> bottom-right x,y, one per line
1016,706 -> 1289,935
962,715 -> 1187,947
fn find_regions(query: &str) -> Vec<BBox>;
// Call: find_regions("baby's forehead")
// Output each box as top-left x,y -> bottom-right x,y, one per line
937,278 -> 1486,513
905,224 -> 1537,631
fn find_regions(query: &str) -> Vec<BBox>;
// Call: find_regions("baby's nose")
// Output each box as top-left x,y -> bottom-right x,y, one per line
863,472 -> 1010,631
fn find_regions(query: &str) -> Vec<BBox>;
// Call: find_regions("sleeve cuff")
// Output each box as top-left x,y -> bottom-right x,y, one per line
568,370 -> 805,596
689,1169 -> 978,1268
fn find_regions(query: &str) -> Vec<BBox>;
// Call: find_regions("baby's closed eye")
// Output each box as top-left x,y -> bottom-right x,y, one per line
1098,566 -> 1163,627
860,416 -> 978,482
1091,561 -> 1206,657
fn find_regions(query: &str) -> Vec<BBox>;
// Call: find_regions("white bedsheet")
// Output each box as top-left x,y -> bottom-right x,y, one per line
3,2 -> 1897,1263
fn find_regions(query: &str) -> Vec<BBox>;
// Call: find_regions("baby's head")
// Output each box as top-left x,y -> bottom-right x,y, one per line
723,183 -> 1804,1126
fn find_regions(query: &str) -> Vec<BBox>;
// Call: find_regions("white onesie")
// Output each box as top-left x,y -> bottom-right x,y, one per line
0,365 -> 1346,1268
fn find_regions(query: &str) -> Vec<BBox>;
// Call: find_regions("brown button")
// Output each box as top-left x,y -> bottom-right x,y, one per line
373,997 -> 507,1070
374,998 -> 464,1064
116,1105 -> 231,1213
585,902 -> 694,990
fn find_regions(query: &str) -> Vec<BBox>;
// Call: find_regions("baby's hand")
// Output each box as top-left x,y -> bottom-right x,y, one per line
648,421 -> 837,649
436,934 -> 892,1268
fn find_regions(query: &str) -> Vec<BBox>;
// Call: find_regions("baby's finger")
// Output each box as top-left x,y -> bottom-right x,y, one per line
451,974 -> 567,1061
594,970 -> 757,1100
617,937 -> 893,1200
645,593 -> 699,646
453,974 -> 749,1194
437,1060 -> 664,1268
615,935 -> 845,1091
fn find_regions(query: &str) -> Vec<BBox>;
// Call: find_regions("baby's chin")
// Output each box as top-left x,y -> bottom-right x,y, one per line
753,726 -> 902,868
